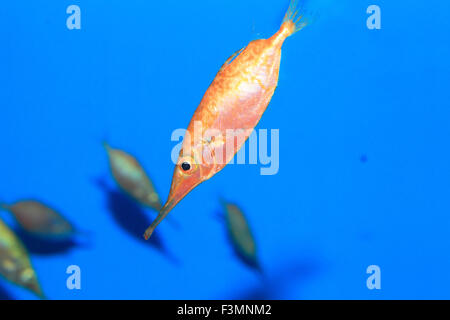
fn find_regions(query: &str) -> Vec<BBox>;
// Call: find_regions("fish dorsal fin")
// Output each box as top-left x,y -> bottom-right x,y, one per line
218,47 -> 244,73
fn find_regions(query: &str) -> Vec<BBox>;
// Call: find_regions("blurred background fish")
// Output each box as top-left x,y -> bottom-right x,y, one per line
0,200 -> 76,239
220,200 -> 261,272
103,142 -> 162,211
0,218 -> 44,299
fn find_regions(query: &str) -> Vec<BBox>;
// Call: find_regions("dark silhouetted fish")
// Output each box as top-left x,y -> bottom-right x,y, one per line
103,142 -> 162,211
0,282 -> 14,300
1,200 -> 75,239
0,218 -> 44,298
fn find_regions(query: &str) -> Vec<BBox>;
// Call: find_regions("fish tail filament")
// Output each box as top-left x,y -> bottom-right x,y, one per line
282,0 -> 310,35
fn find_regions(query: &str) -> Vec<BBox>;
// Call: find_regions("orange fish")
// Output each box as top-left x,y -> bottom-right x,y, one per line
144,1 -> 309,239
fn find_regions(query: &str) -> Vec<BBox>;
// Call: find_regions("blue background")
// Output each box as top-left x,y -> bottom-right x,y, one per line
0,0 -> 449,299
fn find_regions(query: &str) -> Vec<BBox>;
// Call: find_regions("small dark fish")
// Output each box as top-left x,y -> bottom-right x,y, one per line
0,218 -> 44,298
103,142 -> 162,211
1,200 -> 75,238
222,201 -> 260,270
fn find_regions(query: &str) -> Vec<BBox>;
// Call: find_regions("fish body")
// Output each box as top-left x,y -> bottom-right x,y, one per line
0,218 -> 44,298
1,200 -> 74,238
104,143 -> 162,211
223,202 -> 259,268
145,1 -> 308,239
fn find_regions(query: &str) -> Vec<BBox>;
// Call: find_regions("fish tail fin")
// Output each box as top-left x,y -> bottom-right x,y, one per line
102,140 -> 111,151
73,227 -> 94,239
281,0 -> 311,37
219,196 -> 228,209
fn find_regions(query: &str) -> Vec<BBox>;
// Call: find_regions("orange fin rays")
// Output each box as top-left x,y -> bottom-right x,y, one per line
282,0 -> 313,35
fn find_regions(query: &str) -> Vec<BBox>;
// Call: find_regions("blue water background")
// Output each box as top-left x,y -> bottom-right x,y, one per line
0,0 -> 449,299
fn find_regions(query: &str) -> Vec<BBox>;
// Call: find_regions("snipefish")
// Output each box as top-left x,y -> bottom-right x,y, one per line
144,1 -> 309,239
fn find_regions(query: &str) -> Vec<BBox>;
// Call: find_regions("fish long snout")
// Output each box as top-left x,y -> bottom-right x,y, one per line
143,162 -> 204,240
143,198 -> 176,240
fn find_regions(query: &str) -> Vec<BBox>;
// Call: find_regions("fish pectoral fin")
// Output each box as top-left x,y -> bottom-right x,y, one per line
202,135 -> 226,165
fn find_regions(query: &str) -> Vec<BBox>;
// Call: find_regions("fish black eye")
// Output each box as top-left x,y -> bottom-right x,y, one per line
181,162 -> 191,171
